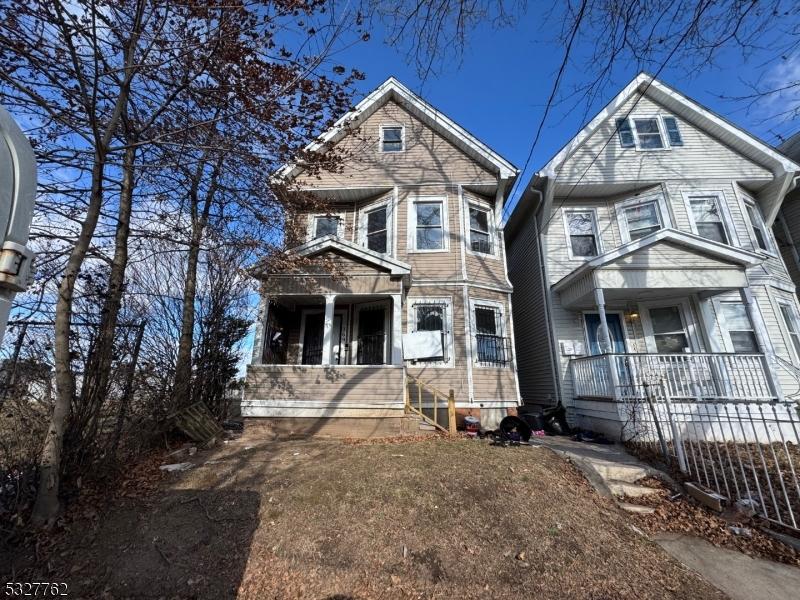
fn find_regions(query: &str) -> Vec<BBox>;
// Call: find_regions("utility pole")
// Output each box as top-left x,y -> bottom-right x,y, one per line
0,105 -> 37,346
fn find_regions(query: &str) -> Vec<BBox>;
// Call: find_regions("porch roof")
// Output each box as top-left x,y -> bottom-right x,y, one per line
553,229 -> 762,309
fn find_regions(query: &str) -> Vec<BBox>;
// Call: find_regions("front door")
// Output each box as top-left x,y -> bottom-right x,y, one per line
357,306 -> 386,364
584,313 -> 626,355
301,312 -> 344,365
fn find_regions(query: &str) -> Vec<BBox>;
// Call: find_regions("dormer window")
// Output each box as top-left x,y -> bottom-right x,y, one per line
616,115 -> 682,151
380,125 -> 404,152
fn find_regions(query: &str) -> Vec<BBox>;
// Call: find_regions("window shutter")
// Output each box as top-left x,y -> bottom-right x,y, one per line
616,118 -> 635,147
663,117 -> 683,146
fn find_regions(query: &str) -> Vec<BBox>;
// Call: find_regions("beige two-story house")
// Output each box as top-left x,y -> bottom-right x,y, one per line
244,78 -> 521,434
505,73 -> 800,437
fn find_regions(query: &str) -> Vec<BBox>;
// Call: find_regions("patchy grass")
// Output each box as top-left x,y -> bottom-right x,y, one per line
3,433 -> 727,599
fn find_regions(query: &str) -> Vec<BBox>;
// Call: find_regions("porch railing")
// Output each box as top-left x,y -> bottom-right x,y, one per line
405,374 -> 456,435
571,353 -> 776,401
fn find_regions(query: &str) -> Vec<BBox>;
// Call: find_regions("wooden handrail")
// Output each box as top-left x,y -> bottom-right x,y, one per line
405,374 -> 456,435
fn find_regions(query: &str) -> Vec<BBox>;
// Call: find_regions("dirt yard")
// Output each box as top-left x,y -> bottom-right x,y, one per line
3,428 -> 729,599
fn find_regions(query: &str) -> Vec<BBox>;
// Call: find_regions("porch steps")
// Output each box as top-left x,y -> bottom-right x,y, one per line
401,415 -> 440,436
607,480 -> 661,498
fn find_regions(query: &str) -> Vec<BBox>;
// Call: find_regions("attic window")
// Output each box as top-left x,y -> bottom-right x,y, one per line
381,125 -> 404,152
616,116 -> 682,150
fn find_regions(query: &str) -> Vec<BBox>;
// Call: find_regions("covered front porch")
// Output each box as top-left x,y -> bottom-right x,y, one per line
555,229 -> 783,404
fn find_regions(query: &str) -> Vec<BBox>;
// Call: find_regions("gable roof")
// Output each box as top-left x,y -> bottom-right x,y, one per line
275,77 -> 518,181
292,235 -> 411,276
552,228 -> 762,292
540,72 -> 800,179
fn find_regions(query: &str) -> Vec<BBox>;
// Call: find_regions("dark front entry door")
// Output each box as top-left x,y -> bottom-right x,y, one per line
302,313 -> 343,365
585,313 -> 626,355
357,307 -> 386,365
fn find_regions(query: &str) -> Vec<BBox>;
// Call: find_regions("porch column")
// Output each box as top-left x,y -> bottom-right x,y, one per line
250,293 -> 269,365
391,293 -> 403,365
740,287 -> 785,401
321,294 -> 337,366
594,288 -> 621,400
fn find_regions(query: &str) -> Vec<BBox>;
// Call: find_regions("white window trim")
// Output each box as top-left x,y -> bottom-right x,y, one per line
307,211 -> 345,243
625,114 -> 675,152
358,198 -> 393,256
352,299 -> 391,365
638,299 -> 700,354
379,123 -> 405,153
681,190 -> 738,247
741,194 -> 777,257
715,301 -> 758,354
408,195 -> 449,253
464,195 -> 498,259
615,193 -> 672,244
406,296 -> 454,368
777,299 -> 800,363
469,298 -> 508,368
562,206 -> 603,260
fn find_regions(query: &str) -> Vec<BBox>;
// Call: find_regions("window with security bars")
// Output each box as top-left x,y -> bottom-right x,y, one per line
413,302 -> 449,363
474,305 -> 508,366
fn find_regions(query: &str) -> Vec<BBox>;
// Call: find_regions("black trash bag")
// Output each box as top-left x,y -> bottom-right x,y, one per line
541,402 -> 571,435
497,415 -> 532,443
518,412 -> 545,432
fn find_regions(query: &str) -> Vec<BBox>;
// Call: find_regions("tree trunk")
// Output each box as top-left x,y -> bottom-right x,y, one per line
77,139 -> 137,448
171,160 -> 222,409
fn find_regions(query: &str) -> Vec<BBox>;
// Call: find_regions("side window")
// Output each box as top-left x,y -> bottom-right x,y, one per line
409,300 -> 452,365
410,198 -> 447,251
564,209 -> 600,258
380,125 -> 404,152
311,215 -> 341,240
744,199 -> 773,253
473,303 -> 509,366
364,204 -> 389,254
468,204 -> 493,255
617,195 -> 669,242
687,194 -> 728,244
779,302 -> 800,360
720,303 -> 758,353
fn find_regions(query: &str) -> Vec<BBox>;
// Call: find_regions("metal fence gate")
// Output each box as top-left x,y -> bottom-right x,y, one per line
618,380 -> 800,533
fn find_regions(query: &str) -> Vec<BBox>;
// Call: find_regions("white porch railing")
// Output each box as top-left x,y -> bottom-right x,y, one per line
571,353 -> 776,401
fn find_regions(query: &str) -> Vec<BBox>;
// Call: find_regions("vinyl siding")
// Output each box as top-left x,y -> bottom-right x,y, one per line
506,213 -> 559,406
557,94 -> 772,185
295,99 -> 495,188
775,191 -> 800,300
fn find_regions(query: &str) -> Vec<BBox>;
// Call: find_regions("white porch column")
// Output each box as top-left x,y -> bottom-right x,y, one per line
321,294 -> 337,366
250,294 -> 269,365
391,293 -> 403,365
594,287 -> 621,400
740,287 -> 784,401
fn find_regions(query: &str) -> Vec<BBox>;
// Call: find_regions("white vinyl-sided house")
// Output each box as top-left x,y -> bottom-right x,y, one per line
505,73 -> 800,437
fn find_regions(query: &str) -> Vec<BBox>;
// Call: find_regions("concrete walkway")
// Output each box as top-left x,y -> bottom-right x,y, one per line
531,436 -> 800,599
654,533 -> 800,600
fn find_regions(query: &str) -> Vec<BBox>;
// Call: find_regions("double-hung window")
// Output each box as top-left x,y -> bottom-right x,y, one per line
409,299 -> 452,365
564,209 -> 599,258
364,205 -> 388,253
472,302 -> 508,366
649,306 -> 689,353
311,214 -> 342,240
616,115 -> 682,150
380,125 -> 404,152
779,302 -> 800,360
617,195 -> 668,242
744,198 -> 773,253
411,198 -> 447,251
687,194 -> 728,244
469,204 -> 493,254
720,303 -> 758,353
